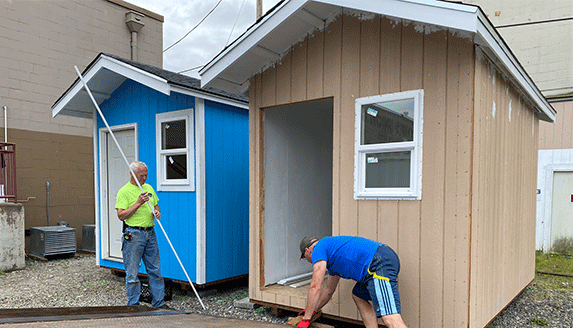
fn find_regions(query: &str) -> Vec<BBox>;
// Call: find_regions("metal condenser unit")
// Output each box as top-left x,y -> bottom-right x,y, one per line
29,226 -> 76,258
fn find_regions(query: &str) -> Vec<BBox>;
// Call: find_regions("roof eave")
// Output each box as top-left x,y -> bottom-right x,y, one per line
52,54 -> 170,118
200,0 -> 555,122
474,11 -> 556,122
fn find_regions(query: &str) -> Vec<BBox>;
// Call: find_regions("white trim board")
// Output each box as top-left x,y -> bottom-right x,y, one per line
195,97 -> 207,284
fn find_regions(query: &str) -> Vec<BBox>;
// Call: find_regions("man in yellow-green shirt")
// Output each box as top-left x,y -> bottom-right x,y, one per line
116,161 -> 168,309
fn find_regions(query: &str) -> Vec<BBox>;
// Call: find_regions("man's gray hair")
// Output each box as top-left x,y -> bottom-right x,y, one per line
130,161 -> 147,171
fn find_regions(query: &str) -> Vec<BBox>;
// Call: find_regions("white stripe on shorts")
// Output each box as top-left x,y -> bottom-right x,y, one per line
374,277 -> 398,316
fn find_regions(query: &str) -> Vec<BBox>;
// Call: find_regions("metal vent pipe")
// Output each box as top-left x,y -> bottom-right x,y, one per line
125,11 -> 145,61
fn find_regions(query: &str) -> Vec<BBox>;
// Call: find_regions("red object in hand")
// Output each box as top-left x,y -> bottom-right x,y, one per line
297,319 -> 311,328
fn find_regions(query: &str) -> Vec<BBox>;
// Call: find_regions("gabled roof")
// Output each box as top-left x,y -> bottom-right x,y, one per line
52,53 -> 248,119
199,0 -> 555,122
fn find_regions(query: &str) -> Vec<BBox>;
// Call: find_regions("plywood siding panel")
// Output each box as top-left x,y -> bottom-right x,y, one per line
261,66 -> 277,108
291,39 -> 308,103
453,36 -> 473,328
276,52 -> 292,105
469,54 -> 538,327
358,15 -> 381,243
337,13 -> 361,321
307,30 -> 324,100
324,12 -> 342,238
397,23 -> 423,328
444,32 -> 471,328
419,28 -> 447,327
322,16 -> 342,316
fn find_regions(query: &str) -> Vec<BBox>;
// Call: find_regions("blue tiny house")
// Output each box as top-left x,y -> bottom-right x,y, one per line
52,53 -> 249,284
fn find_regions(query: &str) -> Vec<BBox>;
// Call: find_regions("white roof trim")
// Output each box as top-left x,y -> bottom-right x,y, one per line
52,55 -> 169,118
170,85 -> 249,110
199,0 -> 555,122
199,0 -> 307,88
101,55 -> 170,94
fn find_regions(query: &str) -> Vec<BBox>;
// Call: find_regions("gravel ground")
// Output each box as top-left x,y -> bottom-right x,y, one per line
0,254 -> 571,327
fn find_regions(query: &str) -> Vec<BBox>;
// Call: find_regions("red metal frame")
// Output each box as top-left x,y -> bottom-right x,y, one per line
0,143 -> 17,202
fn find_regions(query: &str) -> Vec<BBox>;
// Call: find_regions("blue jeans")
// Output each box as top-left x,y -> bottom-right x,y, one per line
122,227 -> 165,308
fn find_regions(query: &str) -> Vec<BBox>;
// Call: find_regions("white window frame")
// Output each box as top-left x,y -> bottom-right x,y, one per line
354,89 -> 424,200
156,108 -> 195,192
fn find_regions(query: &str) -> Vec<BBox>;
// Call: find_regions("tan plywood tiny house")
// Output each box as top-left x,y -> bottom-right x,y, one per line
199,1 -> 556,327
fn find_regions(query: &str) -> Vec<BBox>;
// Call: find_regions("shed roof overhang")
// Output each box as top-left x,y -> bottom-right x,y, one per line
52,54 -> 248,119
199,0 -> 556,122
52,54 -> 169,119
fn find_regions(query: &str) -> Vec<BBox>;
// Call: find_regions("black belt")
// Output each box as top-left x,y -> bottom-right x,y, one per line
126,225 -> 154,231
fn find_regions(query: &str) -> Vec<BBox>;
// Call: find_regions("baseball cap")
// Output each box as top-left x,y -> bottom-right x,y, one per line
300,236 -> 318,259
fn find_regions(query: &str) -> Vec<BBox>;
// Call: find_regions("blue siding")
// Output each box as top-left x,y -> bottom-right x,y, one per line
204,100 -> 249,282
97,80 -> 197,282
96,78 -> 248,284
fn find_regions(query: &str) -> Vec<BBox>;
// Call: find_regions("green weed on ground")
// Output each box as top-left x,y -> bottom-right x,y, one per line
532,250 -> 572,293
550,237 -> 573,257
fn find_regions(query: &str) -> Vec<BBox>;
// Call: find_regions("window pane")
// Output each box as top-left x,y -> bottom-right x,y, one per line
165,154 -> 187,179
361,98 -> 414,145
162,120 -> 186,149
365,151 -> 410,188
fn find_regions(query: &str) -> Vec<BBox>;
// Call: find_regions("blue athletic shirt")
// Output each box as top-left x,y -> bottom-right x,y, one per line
312,236 -> 382,282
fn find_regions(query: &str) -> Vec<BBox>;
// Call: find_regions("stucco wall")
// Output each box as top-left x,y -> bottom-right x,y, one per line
0,204 -> 25,272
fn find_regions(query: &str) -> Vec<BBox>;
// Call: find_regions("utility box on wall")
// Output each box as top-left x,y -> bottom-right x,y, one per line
0,203 -> 25,271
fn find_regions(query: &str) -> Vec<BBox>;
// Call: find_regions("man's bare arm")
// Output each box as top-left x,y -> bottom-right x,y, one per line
302,260 -> 328,320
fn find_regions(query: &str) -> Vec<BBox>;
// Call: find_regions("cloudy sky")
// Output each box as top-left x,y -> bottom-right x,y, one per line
127,0 -> 282,79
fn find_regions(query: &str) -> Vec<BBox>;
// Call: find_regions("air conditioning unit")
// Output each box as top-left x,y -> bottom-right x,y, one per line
29,226 -> 76,258
82,224 -> 96,252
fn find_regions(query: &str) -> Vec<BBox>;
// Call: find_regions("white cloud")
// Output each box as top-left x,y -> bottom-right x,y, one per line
126,0 -> 281,79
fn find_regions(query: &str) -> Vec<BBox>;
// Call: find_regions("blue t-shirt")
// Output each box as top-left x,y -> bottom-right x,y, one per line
312,236 -> 381,282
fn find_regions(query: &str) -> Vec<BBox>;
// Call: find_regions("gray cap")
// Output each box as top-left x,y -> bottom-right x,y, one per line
299,237 -> 318,259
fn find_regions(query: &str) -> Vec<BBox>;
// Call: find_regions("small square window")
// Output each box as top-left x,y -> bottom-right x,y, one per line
354,90 -> 423,200
156,109 -> 195,192
161,120 -> 187,149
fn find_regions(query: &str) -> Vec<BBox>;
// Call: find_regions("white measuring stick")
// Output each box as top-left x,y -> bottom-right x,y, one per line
74,66 -> 206,310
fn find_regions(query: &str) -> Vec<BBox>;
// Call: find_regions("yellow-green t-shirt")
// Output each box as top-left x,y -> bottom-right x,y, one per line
115,182 -> 159,227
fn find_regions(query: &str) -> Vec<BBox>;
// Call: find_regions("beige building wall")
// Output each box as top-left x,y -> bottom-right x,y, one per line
467,0 -> 572,99
539,101 -> 573,150
0,0 -> 163,248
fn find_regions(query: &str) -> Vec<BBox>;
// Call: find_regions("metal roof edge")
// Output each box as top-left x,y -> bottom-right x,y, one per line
474,11 -> 556,122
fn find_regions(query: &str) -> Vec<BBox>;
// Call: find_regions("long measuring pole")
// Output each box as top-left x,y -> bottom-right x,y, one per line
74,66 -> 206,310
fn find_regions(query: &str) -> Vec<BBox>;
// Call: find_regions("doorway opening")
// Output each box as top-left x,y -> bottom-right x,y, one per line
263,98 -> 333,286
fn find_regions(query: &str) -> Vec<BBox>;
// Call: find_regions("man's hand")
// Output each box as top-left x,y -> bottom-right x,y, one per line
137,192 -> 150,205
296,319 -> 311,328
